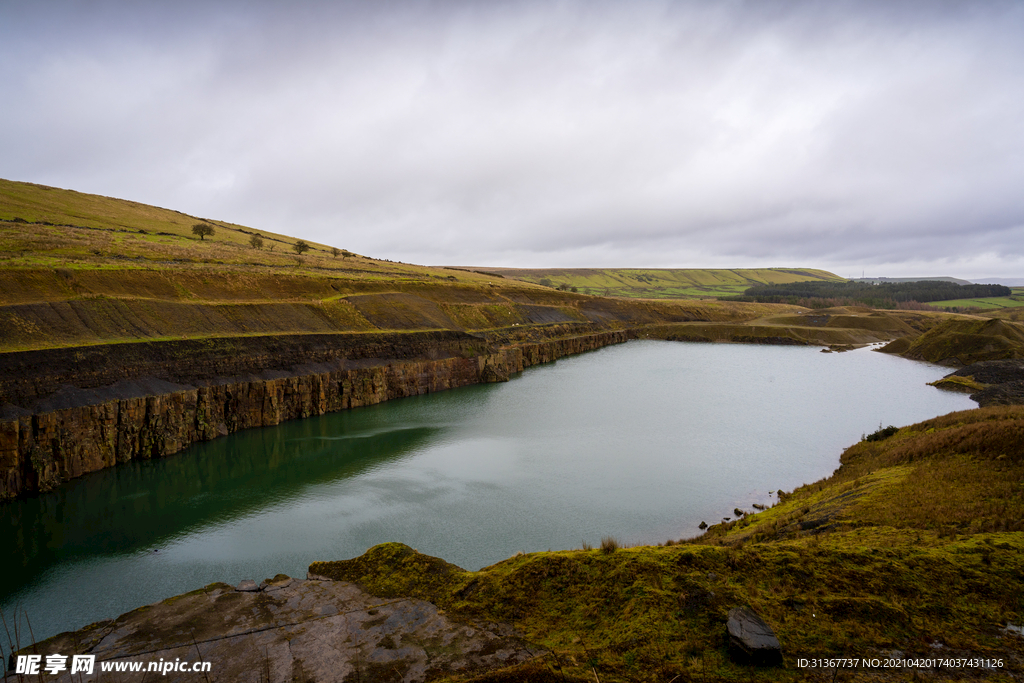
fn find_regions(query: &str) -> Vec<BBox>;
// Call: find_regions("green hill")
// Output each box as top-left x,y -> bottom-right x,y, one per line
0,178 -> 854,355
473,266 -> 845,299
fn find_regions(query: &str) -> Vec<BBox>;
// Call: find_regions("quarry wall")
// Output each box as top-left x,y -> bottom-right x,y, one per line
0,330 -> 628,501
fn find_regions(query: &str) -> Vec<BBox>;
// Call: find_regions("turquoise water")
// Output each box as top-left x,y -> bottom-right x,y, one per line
0,341 -> 973,644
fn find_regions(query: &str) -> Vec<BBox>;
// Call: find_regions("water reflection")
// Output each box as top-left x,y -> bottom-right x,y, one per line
3,421 -> 444,599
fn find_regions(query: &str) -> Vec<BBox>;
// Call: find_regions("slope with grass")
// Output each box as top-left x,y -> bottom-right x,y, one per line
1,179 -> 829,355
882,317 -> 1024,366
470,266 -> 846,299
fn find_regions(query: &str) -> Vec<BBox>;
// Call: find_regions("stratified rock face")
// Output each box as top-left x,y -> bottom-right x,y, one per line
18,577 -> 541,683
0,331 -> 628,501
726,606 -> 783,666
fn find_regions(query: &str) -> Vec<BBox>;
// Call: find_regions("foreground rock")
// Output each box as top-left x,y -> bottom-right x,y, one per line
10,574 -> 540,682
726,606 -> 783,666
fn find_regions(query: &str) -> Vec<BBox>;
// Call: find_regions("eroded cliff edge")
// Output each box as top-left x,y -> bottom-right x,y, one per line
0,329 -> 629,501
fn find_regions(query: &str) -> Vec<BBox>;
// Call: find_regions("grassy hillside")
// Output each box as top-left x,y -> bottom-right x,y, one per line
0,177 -> 461,273
2,179 -> 893,356
472,267 -> 846,299
309,406 -> 1024,681
6,178 -> 1006,368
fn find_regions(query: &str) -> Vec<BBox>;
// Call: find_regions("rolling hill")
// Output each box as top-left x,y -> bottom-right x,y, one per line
472,266 -> 846,299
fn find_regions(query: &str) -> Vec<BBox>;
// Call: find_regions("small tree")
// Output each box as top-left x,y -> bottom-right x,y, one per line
191,223 -> 215,241
249,234 -> 264,250
330,247 -> 340,258
292,240 -> 310,255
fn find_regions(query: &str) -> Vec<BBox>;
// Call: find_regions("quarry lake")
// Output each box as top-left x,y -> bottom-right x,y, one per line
2,340 -> 974,643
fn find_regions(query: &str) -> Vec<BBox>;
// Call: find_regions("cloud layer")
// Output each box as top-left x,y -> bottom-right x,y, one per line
3,0 -> 1024,277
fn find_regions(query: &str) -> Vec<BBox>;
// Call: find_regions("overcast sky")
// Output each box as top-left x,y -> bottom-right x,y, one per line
3,1 -> 1023,279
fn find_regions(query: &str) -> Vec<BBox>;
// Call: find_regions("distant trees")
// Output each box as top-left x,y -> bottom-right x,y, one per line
292,240 -> 311,255
730,280 -> 1012,308
249,234 -> 264,250
191,223 -> 215,240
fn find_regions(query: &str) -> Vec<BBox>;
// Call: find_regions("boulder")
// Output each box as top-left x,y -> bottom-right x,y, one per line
235,579 -> 259,592
727,606 -> 782,666
20,577 -> 540,682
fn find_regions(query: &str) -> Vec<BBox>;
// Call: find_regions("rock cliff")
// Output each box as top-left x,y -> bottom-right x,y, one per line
0,330 -> 628,501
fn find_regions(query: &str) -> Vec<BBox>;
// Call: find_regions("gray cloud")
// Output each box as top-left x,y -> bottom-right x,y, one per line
2,0 -> 1024,278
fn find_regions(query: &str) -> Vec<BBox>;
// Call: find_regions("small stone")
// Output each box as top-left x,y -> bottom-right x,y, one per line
235,579 -> 259,592
727,606 -> 782,666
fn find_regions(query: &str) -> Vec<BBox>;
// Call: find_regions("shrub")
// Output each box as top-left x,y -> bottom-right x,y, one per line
249,234 -> 264,250
600,536 -> 620,553
864,425 -> 899,442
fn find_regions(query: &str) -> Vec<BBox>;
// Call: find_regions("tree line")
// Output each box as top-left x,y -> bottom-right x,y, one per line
726,280 -> 1010,308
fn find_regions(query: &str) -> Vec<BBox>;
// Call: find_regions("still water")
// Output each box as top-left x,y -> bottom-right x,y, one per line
2,341 -> 973,643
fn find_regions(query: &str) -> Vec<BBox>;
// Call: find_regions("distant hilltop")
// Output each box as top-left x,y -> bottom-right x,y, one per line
464,267 -> 844,299
851,276 -> 973,285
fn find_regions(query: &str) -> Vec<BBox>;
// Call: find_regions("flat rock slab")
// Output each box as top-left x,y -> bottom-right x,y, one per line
13,576 -> 541,682
726,606 -> 783,666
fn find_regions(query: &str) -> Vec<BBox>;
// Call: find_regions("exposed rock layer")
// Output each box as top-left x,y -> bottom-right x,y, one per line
0,331 -> 627,501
